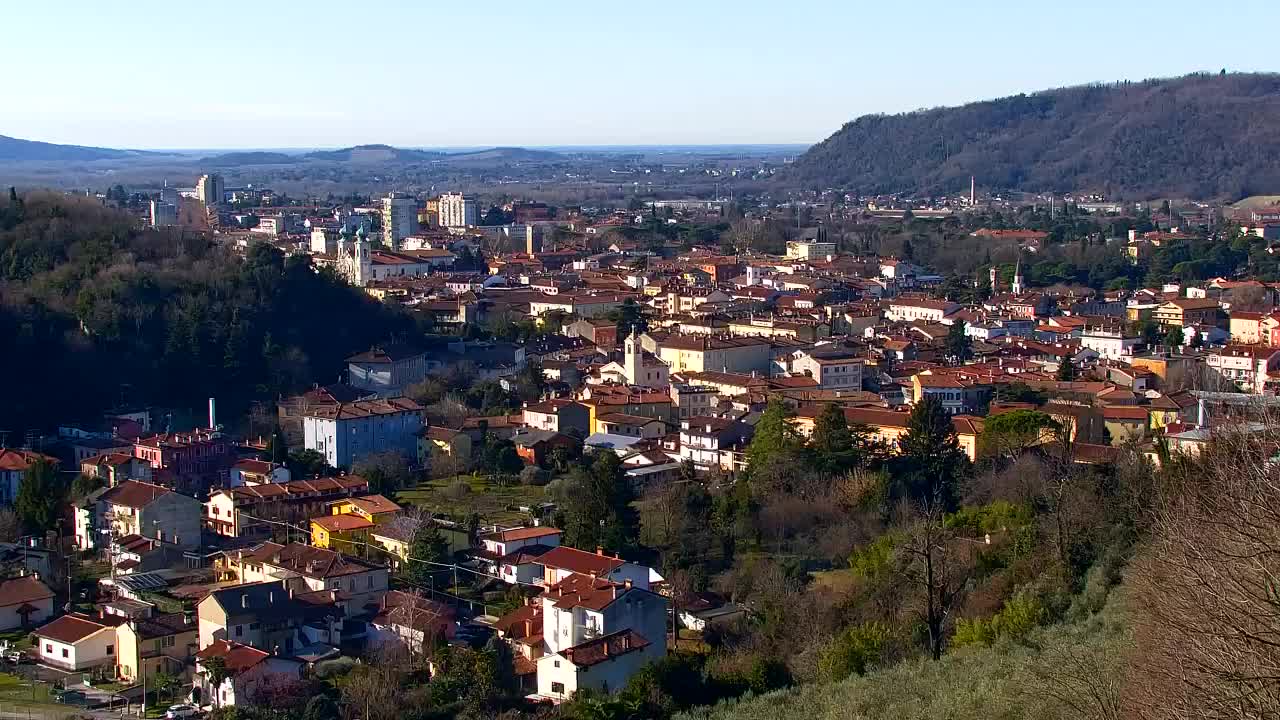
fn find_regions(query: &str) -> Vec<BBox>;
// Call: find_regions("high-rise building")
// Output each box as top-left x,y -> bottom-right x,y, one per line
381,193 -> 419,250
438,192 -> 476,228
196,174 -> 225,207
150,199 -> 177,228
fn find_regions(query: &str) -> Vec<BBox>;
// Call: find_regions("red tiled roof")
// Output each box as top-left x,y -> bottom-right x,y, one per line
100,480 -> 172,509
196,640 -> 270,674
34,613 -> 116,644
312,514 -> 374,533
562,629 -> 651,667
485,526 -> 562,543
0,449 -> 58,472
0,575 -> 53,608
538,546 -> 624,577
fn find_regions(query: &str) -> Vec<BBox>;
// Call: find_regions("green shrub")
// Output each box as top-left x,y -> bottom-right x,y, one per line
818,622 -> 892,681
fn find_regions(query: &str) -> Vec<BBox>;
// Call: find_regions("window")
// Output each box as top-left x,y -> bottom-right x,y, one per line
62,648 -> 68,658
554,660 -> 560,668
551,682 -> 565,694
235,625 -> 243,637
44,644 -> 51,653
106,645 -> 114,656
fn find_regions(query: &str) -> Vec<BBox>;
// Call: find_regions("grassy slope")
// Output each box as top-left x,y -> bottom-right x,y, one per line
675,593 -> 1130,720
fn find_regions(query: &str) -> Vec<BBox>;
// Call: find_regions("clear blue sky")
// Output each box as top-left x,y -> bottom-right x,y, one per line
6,0 -> 1278,149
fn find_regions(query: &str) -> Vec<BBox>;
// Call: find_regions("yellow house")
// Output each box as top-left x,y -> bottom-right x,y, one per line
311,494 -> 401,552
115,613 -> 198,683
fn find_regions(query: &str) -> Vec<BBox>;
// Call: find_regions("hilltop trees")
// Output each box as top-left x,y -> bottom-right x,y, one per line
0,192 -> 415,432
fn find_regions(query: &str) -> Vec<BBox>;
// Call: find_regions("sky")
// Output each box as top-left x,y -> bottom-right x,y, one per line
5,0 -> 1279,150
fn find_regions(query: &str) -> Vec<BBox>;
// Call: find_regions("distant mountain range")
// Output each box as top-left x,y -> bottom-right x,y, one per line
0,134 -> 152,162
788,72 -> 1280,199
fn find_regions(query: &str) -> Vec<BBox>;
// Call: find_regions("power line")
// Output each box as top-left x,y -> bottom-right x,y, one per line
232,510 -> 546,589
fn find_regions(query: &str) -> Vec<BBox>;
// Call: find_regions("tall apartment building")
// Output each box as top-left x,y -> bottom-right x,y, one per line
438,192 -> 477,228
150,199 -> 177,227
381,193 -> 419,250
196,174 -> 225,207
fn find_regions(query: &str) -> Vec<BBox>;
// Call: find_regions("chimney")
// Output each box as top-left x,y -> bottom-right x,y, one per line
623,579 -> 632,590
183,610 -> 194,626
603,640 -> 610,657
524,619 -> 532,636
268,591 -> 274,604
208,398 -> 217,429
596,546 -> 604,556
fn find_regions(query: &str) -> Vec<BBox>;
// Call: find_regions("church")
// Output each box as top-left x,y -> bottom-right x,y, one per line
333,226 -> 456,287
598,331 -> 670,388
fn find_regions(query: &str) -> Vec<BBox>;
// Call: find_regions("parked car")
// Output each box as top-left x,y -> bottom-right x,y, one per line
165,704 -> 200,720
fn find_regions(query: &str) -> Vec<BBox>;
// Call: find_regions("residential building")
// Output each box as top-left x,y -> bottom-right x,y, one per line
785,238 -> 836,261
80,453 -> 152,486
74,480 -> 202,551
301,397 -> 424,469
1153,298 -> 1221,328
652,334 -> 772,375
195,640 -> 303,708
310,495 -> 401,553
678,417 -> 753,471
0,448 -> 59,506
196,580 -> 342,653
132,429 -> 232,486
228,460 -> 290,487
533,573 -> 667,700
347,345 -> 428,397
791,349 -> 864,390
115,612 -> 198,682
219,543 -> 390,611
381,193 -> 419,250
669,383 -> 718,419
522,400 -> 591,435
885,299 -> 957,323
0,574 -> 54,631
196,174 -> 225,207
205,476 -> 369,538
1205,345 -> 1280,394
1079,328 -> 1142,360
33,613 -> 120,671
439,192 -> 477,228
368,591 -> 457,655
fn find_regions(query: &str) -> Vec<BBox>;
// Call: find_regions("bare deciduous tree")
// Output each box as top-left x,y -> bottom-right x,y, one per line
1126,418 -> 1280,718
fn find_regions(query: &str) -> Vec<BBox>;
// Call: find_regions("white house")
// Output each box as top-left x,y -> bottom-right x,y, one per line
33,613 -> 118,671
74,480 -> 203,551
0,574 -> 54,631
195,640 -> 302,708
1079,329 -> 1142,360
534,573 -> 667,700
885,299 -> 957,323
791,350 -> 864,390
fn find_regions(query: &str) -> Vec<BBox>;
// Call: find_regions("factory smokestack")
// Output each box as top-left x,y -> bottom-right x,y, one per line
209,398 -> 217,429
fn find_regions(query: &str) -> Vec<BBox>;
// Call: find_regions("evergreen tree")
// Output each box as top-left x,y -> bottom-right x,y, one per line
1056,358 -> 1077,381
744,399 -> 802,479
946,321 -> 972,363
406,521 -> 450,586
893,396 -> 968,510
557,452 -> 638,552
15,459 -> 65,533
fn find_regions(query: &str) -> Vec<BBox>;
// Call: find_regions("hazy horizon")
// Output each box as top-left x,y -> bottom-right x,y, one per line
6,0 -> 1279,149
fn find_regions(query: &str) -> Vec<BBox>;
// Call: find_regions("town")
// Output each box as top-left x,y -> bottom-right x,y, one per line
2,169 -> 1279,720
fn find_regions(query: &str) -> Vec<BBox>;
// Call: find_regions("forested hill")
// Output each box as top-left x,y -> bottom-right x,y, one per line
0,191 -> 413,433
787,72 -> 1280,199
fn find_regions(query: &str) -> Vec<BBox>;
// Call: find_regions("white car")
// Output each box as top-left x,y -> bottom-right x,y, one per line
165,705 -> 200,720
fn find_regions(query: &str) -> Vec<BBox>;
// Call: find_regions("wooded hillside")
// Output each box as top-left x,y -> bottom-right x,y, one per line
788,73 -> 1280,199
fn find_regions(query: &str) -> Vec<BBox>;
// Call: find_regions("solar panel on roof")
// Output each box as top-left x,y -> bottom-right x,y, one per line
117,573 -> 169,592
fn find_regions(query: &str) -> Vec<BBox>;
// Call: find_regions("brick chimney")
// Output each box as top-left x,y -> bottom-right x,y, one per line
596,546 -> 604,556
